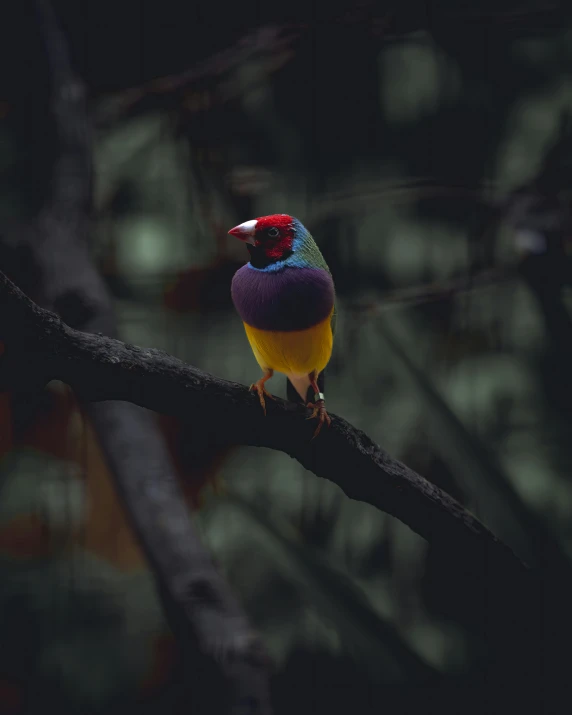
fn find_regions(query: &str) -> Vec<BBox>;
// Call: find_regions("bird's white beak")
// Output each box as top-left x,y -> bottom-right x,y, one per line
228,219 -> 257,245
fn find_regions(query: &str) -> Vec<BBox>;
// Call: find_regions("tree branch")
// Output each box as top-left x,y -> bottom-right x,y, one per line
0,268 -> 528,584
95,25 -> 302,127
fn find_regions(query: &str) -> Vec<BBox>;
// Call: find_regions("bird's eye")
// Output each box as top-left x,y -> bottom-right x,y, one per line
267,227 -> 279,238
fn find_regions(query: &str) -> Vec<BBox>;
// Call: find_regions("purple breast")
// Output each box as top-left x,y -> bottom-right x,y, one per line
231,265 -> 335,332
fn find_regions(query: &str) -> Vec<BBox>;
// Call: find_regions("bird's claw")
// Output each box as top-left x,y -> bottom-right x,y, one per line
250,381 -> 275,416
305,399 -> 331,439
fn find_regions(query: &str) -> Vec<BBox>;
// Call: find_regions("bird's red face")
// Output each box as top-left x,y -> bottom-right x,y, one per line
228,214 -> 295,267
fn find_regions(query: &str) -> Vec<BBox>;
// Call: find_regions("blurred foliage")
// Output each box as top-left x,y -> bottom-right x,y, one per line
3,0 -> 572,712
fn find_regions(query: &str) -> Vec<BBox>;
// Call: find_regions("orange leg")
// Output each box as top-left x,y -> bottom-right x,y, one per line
306,372 -> 331,439
250,368 -> 275,416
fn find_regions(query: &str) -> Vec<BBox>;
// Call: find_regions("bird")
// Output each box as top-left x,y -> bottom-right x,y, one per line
229,213 -> 335,438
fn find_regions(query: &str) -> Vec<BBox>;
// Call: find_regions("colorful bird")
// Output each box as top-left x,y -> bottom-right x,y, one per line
229,214 -> 335,437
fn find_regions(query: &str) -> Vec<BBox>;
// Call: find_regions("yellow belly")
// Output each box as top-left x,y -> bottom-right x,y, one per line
243,311 -> 333,376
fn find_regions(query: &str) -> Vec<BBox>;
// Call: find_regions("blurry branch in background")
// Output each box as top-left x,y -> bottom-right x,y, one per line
307,176 -> 570,226
221,492 -> 439,684
345,266 -> 515,314
376,315 -> 572,571
95,25 -> 302,127
306,178 -> 506,224
0,2 -> 274,713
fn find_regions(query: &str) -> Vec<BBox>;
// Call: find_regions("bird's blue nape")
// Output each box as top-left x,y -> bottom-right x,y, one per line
247,218 -> 314,273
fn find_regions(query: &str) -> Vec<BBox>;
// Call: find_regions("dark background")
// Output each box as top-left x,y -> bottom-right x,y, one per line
2,0 -> 572,713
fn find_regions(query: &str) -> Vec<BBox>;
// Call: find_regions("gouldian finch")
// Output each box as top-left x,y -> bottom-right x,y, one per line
229,214 -> 335,438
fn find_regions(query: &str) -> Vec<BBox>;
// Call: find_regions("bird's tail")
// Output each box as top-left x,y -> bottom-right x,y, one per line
286,371 -> 326,406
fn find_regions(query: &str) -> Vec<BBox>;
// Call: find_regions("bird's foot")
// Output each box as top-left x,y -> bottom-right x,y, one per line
250,380 -> 275,416
306,399 -> 331,439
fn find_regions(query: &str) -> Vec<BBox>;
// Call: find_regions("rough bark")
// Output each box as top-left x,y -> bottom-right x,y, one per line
0,267 -> 529,584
